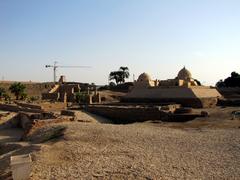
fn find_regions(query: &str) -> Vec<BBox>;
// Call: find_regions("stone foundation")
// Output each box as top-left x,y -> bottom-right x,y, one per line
0,104 -> 44,113
121,97 -> 218,108
87,105 -> 204,124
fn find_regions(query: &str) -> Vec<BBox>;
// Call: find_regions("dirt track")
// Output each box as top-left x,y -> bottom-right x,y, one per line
31,121 -> 240,179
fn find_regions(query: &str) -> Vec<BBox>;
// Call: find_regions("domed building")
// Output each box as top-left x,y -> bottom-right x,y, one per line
134,73 -> 157,88
177,67 -> 192,80
176,67 -> 198,87
137,73 -> 151,82
159,67 -> 198,87
122,67 -> 221,108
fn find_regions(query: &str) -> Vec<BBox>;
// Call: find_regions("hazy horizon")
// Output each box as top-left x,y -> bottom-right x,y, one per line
1,0 -> 240,85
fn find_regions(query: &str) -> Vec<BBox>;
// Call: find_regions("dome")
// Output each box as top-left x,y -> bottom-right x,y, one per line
177,67 -> 192,80
137,73 -> 151,82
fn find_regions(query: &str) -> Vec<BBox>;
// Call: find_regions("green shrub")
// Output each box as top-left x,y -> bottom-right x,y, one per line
20,92 -> 27,100
3,93 -> 11,101
75,92 -> 88,103
29,96 -> 39,102
0,87 -> 6,98
9,82 -> 26,100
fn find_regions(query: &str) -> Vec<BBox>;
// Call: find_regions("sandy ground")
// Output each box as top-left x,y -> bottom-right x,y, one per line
0,128 -> 42,179
99,90 -> 126,103
30,107 -> 240,179
1,107 -> 240,179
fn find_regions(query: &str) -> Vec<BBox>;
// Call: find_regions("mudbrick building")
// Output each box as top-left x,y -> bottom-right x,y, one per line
42,76 -> 80,103
122,67 -> 222,108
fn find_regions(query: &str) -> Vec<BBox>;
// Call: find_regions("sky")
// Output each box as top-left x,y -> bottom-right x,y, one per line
0,0 -> 240,85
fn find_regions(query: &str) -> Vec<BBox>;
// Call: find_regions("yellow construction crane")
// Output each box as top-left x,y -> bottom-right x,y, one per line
45,61 -> 91,83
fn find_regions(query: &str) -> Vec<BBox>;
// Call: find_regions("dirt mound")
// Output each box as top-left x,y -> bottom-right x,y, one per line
99,90 -> 126,103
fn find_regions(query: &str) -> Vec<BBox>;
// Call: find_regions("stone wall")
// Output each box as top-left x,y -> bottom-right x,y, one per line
16,102 -> 42,110
0,112 -> 57,130
0,102 -> 66,113
0,104 -> 44,113
87,105 -> 203,124
87,105 -> 167,123
121,97 -> 218,108
42,84 -> 79,103
40,102 -> 66,111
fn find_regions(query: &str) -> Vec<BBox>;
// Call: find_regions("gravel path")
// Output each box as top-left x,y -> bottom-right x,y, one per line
31,122 -> 240,179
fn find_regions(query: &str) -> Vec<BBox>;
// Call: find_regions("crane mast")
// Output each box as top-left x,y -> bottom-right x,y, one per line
45,61 -> 91,83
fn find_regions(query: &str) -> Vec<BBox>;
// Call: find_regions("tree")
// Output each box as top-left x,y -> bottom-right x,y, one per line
0,87 -> 6,98
9,82 -> 26,100
109,67 -> 130,84
216,80 -> 225,88
216,71 -> 240,88
119,67 -> 130,83
109,71 -> 121,84
109,82 -> 116,87
231,72 -> 239,78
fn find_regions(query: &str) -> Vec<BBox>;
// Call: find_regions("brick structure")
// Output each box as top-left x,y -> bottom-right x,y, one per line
122,67 -> 222,108
42,76 -> 80,103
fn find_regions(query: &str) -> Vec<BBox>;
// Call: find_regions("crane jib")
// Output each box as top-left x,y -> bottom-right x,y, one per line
45,62 -> 91,83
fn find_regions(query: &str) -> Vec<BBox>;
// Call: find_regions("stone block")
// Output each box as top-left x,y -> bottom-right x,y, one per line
61,110 -> 76,116
11,154 -> 32,180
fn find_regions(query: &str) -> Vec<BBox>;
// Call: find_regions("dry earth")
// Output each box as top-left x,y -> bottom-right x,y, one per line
30,107 -> 240,179
1,107 -> 240,179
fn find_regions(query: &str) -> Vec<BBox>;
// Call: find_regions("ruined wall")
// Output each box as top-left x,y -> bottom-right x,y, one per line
0,104 -> 44,113
0,102 -> 66,113
121,97 -> 218,108
40,102 -> 66,111
42,84 -> 80,102
87,105 -> 167,123
15,102 -> 42,110
87,105 -> 203,123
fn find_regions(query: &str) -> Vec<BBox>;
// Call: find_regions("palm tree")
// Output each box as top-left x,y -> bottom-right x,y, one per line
109,67 -> 130,84
119,67 -> 130,83
9,82 -> 26,100
109,71 -> 121,84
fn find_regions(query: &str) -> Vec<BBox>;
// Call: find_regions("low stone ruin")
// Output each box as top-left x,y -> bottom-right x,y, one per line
0,102 -> 66,113
42,75 -> 81,103
86,104 -> 208,124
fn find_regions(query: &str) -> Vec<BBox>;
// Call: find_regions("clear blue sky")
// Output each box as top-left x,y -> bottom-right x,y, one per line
0,0 -> 240,85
